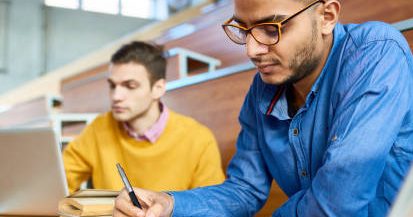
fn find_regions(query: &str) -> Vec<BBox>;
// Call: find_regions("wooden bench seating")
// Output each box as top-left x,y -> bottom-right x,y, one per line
403,30 -> 413,50
157,2 -> 249,69
340,0 -> 413,24
60,64 -> 111,113
0,95 -> 60,128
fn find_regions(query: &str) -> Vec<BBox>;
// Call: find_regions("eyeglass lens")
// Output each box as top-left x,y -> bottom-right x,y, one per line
224,23 -> 280,45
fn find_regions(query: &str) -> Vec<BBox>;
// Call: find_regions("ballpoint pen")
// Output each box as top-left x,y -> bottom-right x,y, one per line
116,163 -> 142,209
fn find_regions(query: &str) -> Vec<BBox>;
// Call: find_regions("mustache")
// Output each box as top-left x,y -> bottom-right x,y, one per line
250,57 -> 281,65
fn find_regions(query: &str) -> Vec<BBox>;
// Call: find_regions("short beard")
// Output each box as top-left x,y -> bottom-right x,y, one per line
284,18 -> 322,85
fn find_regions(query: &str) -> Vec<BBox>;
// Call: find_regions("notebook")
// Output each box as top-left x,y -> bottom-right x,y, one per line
0,127 -> 69,216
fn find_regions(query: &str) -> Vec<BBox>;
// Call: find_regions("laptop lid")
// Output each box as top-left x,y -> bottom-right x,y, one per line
388,164 -> 413,217
0,127 -> 69,216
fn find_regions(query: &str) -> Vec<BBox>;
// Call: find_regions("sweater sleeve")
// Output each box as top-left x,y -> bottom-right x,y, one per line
62,121 -> 98,194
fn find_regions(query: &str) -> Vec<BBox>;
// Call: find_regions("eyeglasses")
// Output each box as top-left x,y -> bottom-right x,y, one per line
222,0 -> 325,46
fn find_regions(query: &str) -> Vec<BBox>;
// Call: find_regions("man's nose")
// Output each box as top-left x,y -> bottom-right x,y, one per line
111,87 -> 125,102
246,34 -> 270,59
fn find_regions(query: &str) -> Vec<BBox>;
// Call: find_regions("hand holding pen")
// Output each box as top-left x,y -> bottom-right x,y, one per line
114,163 -> 174,217
116,163 -> 142,209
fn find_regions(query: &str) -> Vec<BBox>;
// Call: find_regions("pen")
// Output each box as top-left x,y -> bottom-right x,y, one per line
116,163 -> 142,209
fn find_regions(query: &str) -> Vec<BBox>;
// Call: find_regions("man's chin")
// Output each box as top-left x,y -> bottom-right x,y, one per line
259,72 -> 288,85
111,112 -> 129,122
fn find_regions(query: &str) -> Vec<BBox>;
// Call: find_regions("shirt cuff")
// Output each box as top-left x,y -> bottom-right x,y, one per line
163,191 -> 175,217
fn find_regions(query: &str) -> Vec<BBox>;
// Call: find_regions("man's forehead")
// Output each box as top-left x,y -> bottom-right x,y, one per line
108,63 -> 149,81
233,0 -> 302,24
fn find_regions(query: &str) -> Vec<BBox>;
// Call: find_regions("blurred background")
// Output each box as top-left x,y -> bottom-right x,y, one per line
0,0 -> 208,95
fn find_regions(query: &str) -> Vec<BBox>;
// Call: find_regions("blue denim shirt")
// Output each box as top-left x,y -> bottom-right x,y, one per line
171,22 -> 413,217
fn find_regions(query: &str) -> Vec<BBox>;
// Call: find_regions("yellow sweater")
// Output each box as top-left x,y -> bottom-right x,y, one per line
63,111 -> 225,194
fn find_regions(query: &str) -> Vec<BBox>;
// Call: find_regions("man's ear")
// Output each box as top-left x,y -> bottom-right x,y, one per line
320,0 -> 341,35
151,79 -> 166,99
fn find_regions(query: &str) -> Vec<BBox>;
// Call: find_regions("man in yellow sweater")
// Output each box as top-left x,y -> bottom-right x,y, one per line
63,41 -> 225,194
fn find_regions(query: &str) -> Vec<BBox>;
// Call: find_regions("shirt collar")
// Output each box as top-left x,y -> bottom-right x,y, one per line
260,23 -> 346,119
309,23 -> 346,97
123,103 -> 169,144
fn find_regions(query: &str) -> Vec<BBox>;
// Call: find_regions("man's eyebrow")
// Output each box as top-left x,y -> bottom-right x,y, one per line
121,79 -> 139,85
272,15 -> 288,23
107,78 -> 115,84
107,78 -> 138,84
232,14 -> 287,26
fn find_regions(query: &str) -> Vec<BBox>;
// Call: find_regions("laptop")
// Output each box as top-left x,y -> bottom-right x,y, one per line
388,164 -> 413,217
0,127 -> 69,216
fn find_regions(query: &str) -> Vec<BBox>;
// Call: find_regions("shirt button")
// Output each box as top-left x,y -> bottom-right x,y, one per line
332,135 -> 338,141
293,128 -> 299,136
301,170 -> 307,177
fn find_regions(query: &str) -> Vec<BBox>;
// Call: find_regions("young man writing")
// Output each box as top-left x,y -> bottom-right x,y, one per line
114,0 -> 413,216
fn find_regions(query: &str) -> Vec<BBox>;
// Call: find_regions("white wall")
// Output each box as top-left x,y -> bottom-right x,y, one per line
44,7 -> 153,72
0,0 -> 44,93
0,0 -> 153,94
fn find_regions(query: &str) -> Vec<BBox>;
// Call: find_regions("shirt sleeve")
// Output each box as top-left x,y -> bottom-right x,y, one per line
189,127 -> 226,188
275,38 -> 413,216
171,74 -> 273,217
63,122 -> 97,194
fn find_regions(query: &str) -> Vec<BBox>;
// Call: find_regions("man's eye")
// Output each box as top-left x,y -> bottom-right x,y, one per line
262,25 -> 278,35
236,28 -> 246,35
126,83 -> 138,89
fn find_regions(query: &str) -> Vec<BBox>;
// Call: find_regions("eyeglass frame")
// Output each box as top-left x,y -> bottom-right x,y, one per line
221,0 -> 325,46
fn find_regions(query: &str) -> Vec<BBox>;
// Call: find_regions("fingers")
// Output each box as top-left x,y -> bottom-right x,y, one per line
116,187 -> 174,217
145,203 -> 165,217
144,192 -> 174,217
113,207 -> 137,217
114,189 -> 145,217
133,187 -> 154,206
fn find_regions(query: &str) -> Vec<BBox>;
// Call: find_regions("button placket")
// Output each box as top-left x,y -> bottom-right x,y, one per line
290,116 -> 310,186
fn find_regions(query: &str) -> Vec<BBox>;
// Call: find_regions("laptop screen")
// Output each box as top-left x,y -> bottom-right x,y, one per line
0,127 -> 69,216
388,164 -> 413,217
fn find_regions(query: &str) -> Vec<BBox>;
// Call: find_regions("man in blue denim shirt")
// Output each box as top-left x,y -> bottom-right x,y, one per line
113,0 -> 413,216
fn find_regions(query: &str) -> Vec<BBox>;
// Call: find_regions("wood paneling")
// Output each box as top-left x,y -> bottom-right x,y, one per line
60,63 -> 110,113
403,30 -> 413,51
165,55 -> 181,81
340,0 -> 413,24
61,63 -> 109,87
62,75 -> 110,113
164,70 -> 255,169
0,96 -> 51,128
163,26 -> 249,69
158,2 -> 249,69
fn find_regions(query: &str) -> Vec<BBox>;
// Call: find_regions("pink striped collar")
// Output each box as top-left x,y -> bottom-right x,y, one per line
123,103 -> 169,144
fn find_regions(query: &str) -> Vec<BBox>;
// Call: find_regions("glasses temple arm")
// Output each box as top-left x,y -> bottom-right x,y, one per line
280,0 -> 325,25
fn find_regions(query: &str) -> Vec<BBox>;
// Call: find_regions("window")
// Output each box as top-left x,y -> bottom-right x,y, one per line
121,0 -> 152,18
44,0 -> 166,19
45,0 -> 79,9
82,0 -> 118,15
